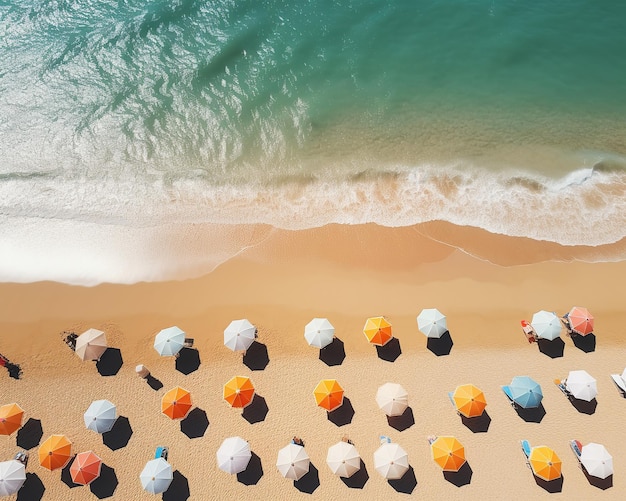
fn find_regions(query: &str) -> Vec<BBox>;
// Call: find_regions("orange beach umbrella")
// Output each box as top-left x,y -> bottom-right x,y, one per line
0,403 -> 24,436
314,379 -> 344,411
568,306 -> 594,336
363,317 -> 393,346
452,384 -> 487,418
69,451 -> 102,485
224,376 -> 255,408
161,387 -> 192,420
39,434 -> 72,471
529,446 -> 562,481
431,436 -> 466,471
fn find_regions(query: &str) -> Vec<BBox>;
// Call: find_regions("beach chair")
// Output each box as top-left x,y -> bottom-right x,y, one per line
554,379 -> 571,398
569,440 -> 583,459
501,385 -> 516,407
155,446 -> 168,460
520,440 -> 532,469
379,435 -> 391,444
183,338 -> 194,348
610,374 -> 626,396
427,435 -> 437,445
520,320 -> 537,343
14,451 -> 28,467
560,314 -> 573,336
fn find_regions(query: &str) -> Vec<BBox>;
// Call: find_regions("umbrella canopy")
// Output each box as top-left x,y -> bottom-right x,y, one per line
376,383 -> 408,417
84,399 -> 117,433
70,451 -> 102,485
565,370 -> 597,401
0,460 -> 26,496
224,319 -> 256,352
431,436 -> 466,471
39,434 -> 72,471
161,387 -> 192,420
276,443 -> 310,480
417,308 -> 448,338
223,376 -> 255,408
363,316 -> 393,346
314,379 -> 344,411
568,307 -> 594,335
216,436 -> 252,474
580,443 -> 613,479
374,443 -> 409,480
154,326 -> 185,357
507,376 -> 543,409
0,403 -> 24,436
531,310 -> 562,341
452,384 -> 487,418
529,446 -> 562,481
304,318 -> 335,349
75,328 -> 108,361
140,458 -> 173,494
326,441 -> 361,478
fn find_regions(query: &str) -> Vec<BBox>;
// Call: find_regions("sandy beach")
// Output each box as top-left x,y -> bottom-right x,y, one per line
1,222 -> 626,500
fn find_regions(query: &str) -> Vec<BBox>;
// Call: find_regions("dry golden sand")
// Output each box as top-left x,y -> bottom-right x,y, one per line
1,223 -> 625,500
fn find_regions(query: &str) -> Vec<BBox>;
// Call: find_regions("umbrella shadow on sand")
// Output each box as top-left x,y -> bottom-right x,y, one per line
388,465 -> 417,494
163,470 -> 190,501
242,395 -> 269,424
237,452 -> 264,486
175,348 -> 201,375
16,418 -> 43,450
534,473 -> 564,493
427,331 -> 454,356
102,416 -> 133,450
294,462 -> 320,494
243,342 -> 270,371
568,397 -> 597,415
90,464 -> 118,499
537,338 -> 565,358
17,473 -> 45,501
96,348 -> 123,376
582,469 -> 612,490
443,461 -> 473,487
376,338 -> 402,362
571,333 -> 596,353
514,403 -> 547,423
460,411 -> 491,433
319,337 -> 346,366
327,397 -> 355,427
180,408 -> 209,439
387,406 -> 415,431
341,460 -> 369,489
146,374 -> 164,391
61,456 -> 81,488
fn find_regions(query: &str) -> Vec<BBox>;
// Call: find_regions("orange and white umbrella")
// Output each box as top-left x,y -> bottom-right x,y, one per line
161,386 -> 192,420
451,384 -> 487,418
363,316 -> 393,346
568,307 -> 594,335
529,445 -> 562,481
0,403 -> 24,436
314,379 -> 344,411
39,434 -> 72,471
75,328 -> 108,361
431,436 -> 466,471
223,376 -> 255,408
70,451 -> 102,485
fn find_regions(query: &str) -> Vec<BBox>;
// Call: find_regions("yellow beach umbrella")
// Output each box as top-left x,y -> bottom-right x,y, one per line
223,376 -> 255,408
314,379 -> 344,411
529,446 -> 562,481
431,436 -> 466,471
452,384 -> 487,418
363,316 -> 393,346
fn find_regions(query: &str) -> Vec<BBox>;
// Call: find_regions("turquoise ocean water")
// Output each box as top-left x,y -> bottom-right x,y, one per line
1,0 -> 625,283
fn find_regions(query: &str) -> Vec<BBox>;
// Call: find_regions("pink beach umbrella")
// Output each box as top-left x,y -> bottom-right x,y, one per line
568,307 -> 594,336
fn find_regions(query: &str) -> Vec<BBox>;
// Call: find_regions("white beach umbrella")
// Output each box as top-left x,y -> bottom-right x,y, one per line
304,318 -> 335,349
417,308 -> 448,338
216,436 -> 252,474
84,399 -> 117,433
75,328 -> 108,361
531,310 -> 562,341
0,460 -> 26,496
276,443 -> 310,480
565,370 -> 597,401
140,458 -> 173,494
154,326 -> 185,357
223,319 -> 256,352
580,443 -> 613,479
326,441 -> 361,478
374,443 -> 409,480
376,383 -> 408,417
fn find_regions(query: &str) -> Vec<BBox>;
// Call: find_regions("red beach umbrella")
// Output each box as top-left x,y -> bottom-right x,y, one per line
70,451 -> 102,485
568,307 -> 594,335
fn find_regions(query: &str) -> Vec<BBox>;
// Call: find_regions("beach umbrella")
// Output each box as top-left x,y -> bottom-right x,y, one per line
70,451 -> 102,485
140,457 -> 173,494
580,443 -> 613,479
304,318 -> 335,349
0,403 -> 24,436
276,443 -> 310,480
0,460 -> 26,496
417,308 -> 448,338
376,383 -> 408,417
568,307 -> 594,335
38,434 -> 72,471
84,399 -> 117,433
507,376 -> 543,409
529,446 -> 562,481
216,436 -> 252,474
161,387 -> 192,420
154,326 -> 185,357
531,310 -> 562,341
313,379 -> 344,411
431,436 -> 466,472
75,328 -> 107,361
326,441 -> 361,478
363,316 -> 393,346
452,384 -> 487,418
223,376 -> 255,408
565,370 -> 597,401
224,319 -> 256,352
374,443 -> 409,480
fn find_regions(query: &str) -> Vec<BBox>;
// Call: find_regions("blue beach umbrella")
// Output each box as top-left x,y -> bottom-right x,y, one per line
154,326 -> 185,357
503,376 -> 543,408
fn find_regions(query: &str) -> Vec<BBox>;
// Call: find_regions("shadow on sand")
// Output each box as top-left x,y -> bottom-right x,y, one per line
376,338 -> 402,362
294,463 -> 320,494
237,452 -> 264,486
583,469 -> 612,490
327,398 -> 355,427
388,465 -> 417,494
514,403 -> 546,423
537,338 -> 565,358
443,461 -> 473,487
571,333 -> 596,353
534,473 -> 564,493
341,460 -> 369,489
90,464 -> 118,499
180,408 -> 209,438
460,411 -> 491,433
96,348 -> 123,376
243,342 -> 270,371
427,331 -> 454,356
17,473 -> 45,501
163,470 -> 190,501
102,416 -> 133,450
16,418 -> 43,450
60,456 -> 80,488
146,374 -> 164,390
387,406 -> 415,432
242,395 -> 269,424
569,397 -> 597,415
319,337 -> 346,366
175,348 -> 201,375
